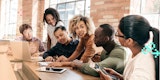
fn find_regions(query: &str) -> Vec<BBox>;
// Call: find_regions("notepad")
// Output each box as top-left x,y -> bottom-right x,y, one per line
38,62 -> 52,66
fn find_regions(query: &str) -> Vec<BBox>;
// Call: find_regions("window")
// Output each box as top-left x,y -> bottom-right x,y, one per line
49,0 -> 90,28
130,0 -> 160,29
0,0 -> 18,39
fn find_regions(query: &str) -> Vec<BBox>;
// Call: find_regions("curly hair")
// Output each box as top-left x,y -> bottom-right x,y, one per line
69,15 -> 95,38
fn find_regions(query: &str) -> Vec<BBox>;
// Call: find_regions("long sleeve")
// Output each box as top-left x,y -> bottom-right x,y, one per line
68,39 -> 85,61
79,45 -> 126,77
80,35 -> 96,63
42,45 -> 56,59
38,39 -> 45,52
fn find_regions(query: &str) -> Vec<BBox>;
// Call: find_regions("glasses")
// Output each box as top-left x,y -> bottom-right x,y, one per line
115,32 -> 126,38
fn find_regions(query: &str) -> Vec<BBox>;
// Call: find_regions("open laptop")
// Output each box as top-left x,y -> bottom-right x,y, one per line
0,40 -> 10,53
10,41 -> 31,61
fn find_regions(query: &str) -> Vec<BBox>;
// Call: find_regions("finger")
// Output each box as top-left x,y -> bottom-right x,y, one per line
98,70 -> 106,80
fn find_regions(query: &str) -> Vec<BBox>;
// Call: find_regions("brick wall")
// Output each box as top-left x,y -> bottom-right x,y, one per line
16,0 -> 44,40
36,0 -> 45,40
90,0 -> 130,29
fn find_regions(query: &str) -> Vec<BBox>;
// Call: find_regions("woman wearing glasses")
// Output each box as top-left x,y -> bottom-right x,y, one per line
99,15 -> 159,80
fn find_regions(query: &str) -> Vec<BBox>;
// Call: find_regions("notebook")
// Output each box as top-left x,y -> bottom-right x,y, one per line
10,41 -> 31,61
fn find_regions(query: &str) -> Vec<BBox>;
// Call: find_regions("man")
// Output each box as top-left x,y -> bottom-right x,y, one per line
16,24 -> 45,56
47,24 -> 129,77
43,26 -> 79,62
75,24 -> 128,76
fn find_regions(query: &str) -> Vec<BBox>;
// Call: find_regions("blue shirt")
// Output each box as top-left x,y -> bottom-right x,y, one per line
43,40 -> 79,59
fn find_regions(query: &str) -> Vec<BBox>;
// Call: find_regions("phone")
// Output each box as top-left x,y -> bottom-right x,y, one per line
46,67 -> 66,73
36,67 -> 66,73
94,64 -> 119,80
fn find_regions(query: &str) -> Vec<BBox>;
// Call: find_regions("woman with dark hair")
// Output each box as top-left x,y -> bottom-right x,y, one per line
98,15 -> 159,80
43,8 -> 64,50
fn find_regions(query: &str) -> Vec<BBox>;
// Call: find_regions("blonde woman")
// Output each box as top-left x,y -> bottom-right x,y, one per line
52,15 -> 96,63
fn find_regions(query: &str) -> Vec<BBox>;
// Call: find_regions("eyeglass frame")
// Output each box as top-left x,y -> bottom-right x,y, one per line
115,32 -> 126,38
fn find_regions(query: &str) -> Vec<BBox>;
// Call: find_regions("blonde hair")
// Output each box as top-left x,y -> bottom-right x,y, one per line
69,15 -> 95,38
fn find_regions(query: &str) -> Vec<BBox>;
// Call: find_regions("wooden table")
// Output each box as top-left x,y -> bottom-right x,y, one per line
22,61 -> 99,80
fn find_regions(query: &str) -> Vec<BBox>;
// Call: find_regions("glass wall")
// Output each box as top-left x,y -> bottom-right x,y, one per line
0,0 -> 18,39
130,0 -> 160,29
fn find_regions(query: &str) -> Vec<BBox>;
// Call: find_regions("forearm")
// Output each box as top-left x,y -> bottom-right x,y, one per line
79,63 -> 99,77
68,51 -> 80,61
61,62 -> 72,67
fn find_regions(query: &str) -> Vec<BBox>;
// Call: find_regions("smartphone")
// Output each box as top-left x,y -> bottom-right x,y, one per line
94,64 -> 119,80
36,67 -> 66,73
46,67 -> 66,73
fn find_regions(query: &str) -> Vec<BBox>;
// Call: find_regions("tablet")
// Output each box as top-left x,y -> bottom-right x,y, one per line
36,67 -> 66,74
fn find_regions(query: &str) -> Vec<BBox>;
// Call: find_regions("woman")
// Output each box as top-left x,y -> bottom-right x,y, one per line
99,15 -> 159,80
43,8 -> 64,50
54,15 -> 96,63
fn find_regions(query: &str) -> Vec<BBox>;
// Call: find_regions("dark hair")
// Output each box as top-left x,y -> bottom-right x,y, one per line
19,24 -> 32,34
119,15 -> 159,50
119,15 -> 159,80
54,26 -> 66,34
99,24 -> 115,39
43,8 -> 61,25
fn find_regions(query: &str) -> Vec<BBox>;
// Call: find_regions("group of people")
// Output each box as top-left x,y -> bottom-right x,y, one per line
17,7 -> 159,80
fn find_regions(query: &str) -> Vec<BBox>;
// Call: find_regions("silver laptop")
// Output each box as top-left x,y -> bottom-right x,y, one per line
0,40 -> 10,53
10,41 -> 31,61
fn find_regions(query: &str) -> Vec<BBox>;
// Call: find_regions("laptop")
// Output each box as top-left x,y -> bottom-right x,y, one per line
10,41 -> 31,61
0,40 -> 10,53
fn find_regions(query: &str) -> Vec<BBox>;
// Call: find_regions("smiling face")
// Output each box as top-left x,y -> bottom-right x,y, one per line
46,14 -> 56,26
23,28 -> 33,41
54,29 -> 68,44
75,21 -> 87,38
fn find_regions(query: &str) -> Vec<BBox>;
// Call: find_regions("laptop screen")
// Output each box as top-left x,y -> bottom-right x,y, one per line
10,41 -> 31,61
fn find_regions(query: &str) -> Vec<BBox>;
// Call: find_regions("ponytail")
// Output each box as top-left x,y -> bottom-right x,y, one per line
149,27 -> 159,80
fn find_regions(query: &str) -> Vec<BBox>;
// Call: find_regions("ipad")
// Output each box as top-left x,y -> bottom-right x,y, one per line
36,67 -> 66,74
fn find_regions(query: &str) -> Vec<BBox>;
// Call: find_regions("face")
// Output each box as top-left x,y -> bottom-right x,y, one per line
94,27 -> 107,47
116,28 -> 126,46
23,28 -> 33,41
75,21 -> 87,38
54,29 -> 68,44
46,14 -> 56,26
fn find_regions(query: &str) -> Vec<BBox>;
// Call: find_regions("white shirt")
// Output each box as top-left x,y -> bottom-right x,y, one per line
47,21 -> 64,47
123,52 -> 155,80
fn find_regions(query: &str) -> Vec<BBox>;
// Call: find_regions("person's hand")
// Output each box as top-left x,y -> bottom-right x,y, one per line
32,53 -> 40,57
71,59 -> 83,69
56,55 -> 68,62
47,62 -> 63,67
98,70 -> 112,80
98,68 -> 123,80
45,56 -> 54,62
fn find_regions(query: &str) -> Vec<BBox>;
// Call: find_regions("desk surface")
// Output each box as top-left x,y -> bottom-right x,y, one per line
23,61 -> 99,80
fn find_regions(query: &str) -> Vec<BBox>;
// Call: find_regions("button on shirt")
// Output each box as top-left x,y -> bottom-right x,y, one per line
43,40 -> 79,59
